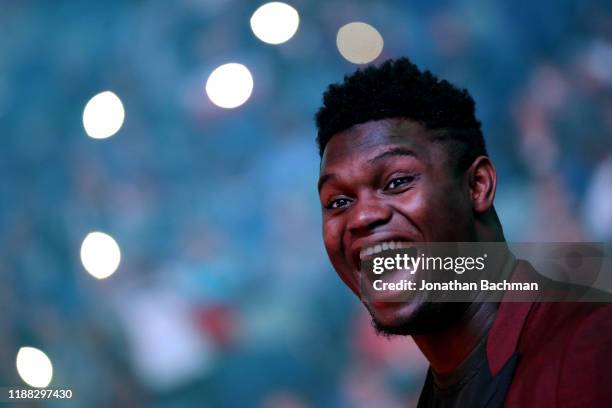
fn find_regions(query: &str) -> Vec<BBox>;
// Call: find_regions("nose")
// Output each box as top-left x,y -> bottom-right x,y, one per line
347,193 -> 392,235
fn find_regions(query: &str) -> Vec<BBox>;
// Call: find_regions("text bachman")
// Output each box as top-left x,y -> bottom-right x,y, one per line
373,279 -> 539,291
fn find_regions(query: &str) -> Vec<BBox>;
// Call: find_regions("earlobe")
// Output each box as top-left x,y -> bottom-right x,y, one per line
468,156 -> 497,213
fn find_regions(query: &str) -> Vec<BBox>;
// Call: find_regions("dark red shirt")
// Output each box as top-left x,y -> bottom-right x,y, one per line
418,260 -> 612,407
491,261 -> 612,407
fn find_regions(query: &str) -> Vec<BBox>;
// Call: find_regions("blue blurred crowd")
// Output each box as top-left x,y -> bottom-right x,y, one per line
0,0 -> 611,407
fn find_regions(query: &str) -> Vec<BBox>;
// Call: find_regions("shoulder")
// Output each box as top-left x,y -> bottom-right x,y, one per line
556,304 -> 612,406
509,302 -> 612,406
520,302 -> 611,347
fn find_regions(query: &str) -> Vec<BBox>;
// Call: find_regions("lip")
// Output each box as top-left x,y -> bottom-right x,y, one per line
348,232 -> 417,275
369,297 -> 415,309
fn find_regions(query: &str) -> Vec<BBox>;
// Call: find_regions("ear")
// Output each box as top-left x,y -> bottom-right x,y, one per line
467,156 -> 497,213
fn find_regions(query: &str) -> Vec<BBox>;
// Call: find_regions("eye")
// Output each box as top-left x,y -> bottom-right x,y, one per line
384,175 -> 415,191
326,197 -> 352,209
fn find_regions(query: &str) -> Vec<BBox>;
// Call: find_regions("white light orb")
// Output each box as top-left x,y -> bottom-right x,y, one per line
83,91 -> 125,139
80,231 -> 121,279
205,63 -> 254,109
336,22 -> 384,64
250,2 -> 300,45
16,347 -> 53,388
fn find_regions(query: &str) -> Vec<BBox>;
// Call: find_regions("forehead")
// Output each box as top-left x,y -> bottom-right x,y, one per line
320,118 -> 436,170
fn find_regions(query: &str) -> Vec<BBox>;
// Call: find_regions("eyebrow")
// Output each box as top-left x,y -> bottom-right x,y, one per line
367,146 -> 417,164
318,173 -> 336,193
318,147 -> 417,193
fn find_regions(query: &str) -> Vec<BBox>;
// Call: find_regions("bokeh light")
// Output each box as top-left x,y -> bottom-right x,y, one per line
205,63 -> 254,109
336,22 -> 384,64
250,2 -> 300,45
80,231 -> 121,279
82,91 -> 125,139
16,347 -> 53,388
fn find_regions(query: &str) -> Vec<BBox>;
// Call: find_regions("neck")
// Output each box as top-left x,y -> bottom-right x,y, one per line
412,227 -> 508,374
477,208 -> 505,242
414,211 -> 507,374
413,301 -> 498,374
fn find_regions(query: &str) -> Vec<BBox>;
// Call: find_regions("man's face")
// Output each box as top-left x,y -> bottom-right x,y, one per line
318,118 -> 476,334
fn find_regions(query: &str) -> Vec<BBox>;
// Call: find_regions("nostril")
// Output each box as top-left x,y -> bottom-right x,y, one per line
347,200 -> 393,234
349,214 -> 391,235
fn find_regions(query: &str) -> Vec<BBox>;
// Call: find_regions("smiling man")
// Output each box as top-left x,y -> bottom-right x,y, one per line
315,58 -> 612,407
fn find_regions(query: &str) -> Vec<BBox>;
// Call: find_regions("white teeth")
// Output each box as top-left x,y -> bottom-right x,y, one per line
359,241 -> 412,260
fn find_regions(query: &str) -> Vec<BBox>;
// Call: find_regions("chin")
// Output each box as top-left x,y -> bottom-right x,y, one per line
366,301 -> 467,336
365,300 -> 423,336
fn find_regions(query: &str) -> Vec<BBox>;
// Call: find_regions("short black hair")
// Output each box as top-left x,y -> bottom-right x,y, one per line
315,57 -> 487,170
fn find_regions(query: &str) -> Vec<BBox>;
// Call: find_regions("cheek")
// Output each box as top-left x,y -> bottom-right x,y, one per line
393,183 -> 469,238
427,185 -> 472,237
323,217 -> 356,284
393,189 -> 429,224
322,217 -> 342,257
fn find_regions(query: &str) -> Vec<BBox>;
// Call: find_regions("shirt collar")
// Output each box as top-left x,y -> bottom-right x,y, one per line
486,259 -> 535,377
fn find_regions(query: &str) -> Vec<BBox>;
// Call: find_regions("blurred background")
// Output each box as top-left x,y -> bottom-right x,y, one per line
1,0 -> 611,406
